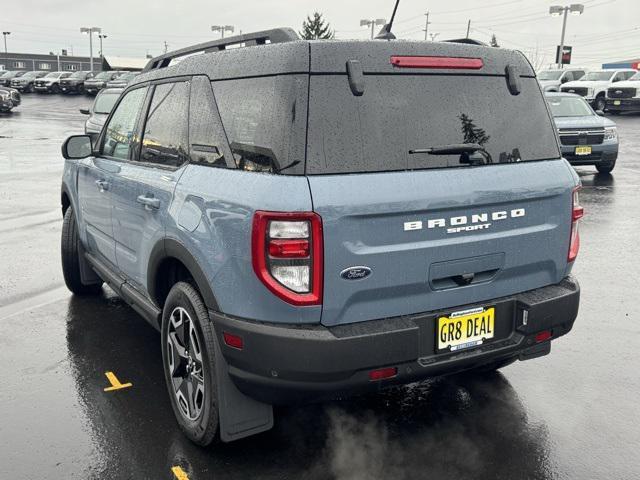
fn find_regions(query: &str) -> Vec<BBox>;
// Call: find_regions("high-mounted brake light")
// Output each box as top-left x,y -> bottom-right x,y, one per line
390,55 -> 483,70
568,186 -> 584,262
252,211 -> 323,306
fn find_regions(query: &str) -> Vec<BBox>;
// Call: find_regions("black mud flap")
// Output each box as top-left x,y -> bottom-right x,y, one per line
213,332 -> 274,442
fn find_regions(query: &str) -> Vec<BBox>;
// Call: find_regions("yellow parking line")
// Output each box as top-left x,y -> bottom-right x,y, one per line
171,466 -> 189,480
103,371 -> 132,392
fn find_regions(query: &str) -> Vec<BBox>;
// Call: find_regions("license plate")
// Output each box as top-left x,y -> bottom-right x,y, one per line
614,100 -> 621,106
575,146 -> 592,156
437,306 -> 495,352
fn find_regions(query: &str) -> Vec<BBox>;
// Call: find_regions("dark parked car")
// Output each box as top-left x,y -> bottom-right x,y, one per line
60,28 -> 582,446
10,71 -> 46,92
81,87 -> 123,136
34,71 -> 73,93
0,86 -> 21,112
0,70 -> 26,87
105,72 -> 139,89
83,71 -> 125,95
60,71 -> 95,94
546,92 -> 618,174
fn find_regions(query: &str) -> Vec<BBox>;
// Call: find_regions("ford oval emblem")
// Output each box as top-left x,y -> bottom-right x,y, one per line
340,266 -> 372,280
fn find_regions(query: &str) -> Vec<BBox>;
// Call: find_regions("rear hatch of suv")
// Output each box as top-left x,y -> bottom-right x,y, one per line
305,41 -> 577,327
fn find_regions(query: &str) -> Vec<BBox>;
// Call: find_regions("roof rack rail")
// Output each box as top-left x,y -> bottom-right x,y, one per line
443,38 -> 487,46
143,27 -> 299,72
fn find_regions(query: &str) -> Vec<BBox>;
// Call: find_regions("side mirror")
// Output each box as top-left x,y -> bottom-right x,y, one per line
595,110 -> 605,116
62,135 -> 93,160
79,108 -> 90,115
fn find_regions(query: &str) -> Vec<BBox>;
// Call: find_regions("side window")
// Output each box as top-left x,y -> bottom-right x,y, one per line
574,70 -> 585,80
561,71 -> 572,83
189,76 -> 233,168
612,72 -> 623,82
101,87 -> 147,160
140,81 -> 190,168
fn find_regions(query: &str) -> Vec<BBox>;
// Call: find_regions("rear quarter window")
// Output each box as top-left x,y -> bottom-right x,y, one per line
211,75 -> 307,175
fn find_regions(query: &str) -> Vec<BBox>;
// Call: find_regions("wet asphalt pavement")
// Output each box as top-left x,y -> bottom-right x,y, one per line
1,94 -> 639,480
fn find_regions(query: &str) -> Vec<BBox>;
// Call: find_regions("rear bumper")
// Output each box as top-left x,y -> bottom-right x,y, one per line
606,98 -> 640,112
212,277 -> 580,405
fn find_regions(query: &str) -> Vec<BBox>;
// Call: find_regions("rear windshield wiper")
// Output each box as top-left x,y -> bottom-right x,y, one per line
409,143 -> 493,165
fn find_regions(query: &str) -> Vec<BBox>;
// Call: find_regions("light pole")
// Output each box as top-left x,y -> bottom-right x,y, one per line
429,33 -> 440,42
360,19 -> 386,40
80,27 -> 101,73
98,34 -> 107,57
2,32 -> 10,54
211,25 -> 234,38
549,4 -> 584,68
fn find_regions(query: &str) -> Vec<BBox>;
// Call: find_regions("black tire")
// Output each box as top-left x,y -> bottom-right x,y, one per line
61,206 -> 103,295
25,83 -> 33,93
594,95 -> 606,112
161,281 -> 220,446
51,83 -> 60,94
596,162 -> 615,174
78,85 -> 85,95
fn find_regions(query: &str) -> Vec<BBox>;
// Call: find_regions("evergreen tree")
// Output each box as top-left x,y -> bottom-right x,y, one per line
299,12 -> 334,40
459,113 -> 490,146
490,34 -> 500,47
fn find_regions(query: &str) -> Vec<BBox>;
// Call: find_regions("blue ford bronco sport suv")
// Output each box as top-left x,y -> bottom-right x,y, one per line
60,28 -> 582,445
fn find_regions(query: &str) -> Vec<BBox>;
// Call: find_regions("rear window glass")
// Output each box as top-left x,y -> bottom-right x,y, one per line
211,75 -> 307,175
306,75 -> 560,174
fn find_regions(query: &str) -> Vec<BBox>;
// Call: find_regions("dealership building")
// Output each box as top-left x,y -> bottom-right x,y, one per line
0,52 -> 147,72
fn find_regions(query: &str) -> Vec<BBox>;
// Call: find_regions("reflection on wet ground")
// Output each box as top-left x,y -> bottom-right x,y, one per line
1,95 -> 640,480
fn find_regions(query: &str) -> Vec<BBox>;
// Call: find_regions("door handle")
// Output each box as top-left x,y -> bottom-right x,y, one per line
137,194 -> 160,209
95,179 -> 110,191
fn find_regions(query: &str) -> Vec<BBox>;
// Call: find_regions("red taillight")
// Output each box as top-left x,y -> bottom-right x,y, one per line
369,367 -> 398,381
390,55 -> 483,70
252,211 -> 323,306
268,239 -> 310,258
223,332 -> 244,350
535,330 -> 552,343
568,186 -> 584,262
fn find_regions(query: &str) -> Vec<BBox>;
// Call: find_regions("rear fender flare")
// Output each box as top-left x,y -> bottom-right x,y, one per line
147,238 -> 219,313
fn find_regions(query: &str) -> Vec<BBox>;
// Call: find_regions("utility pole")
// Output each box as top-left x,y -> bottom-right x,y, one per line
549,4 -> 584,69
423,12 -> 430,41
2,32 -> 9,54
466,20 -> 471,38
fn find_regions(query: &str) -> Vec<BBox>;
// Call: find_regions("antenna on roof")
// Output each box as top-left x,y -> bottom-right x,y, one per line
375,0 -> 400,40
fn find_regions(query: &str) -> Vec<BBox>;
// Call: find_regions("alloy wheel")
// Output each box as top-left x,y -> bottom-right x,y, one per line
166,306 -> 206,421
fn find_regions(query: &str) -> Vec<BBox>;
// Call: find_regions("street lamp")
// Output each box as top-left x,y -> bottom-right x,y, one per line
360,19 -> 386,40
2,32 -> 10,54
549,4 -> 584,68
429,33 -> 440,42
98,34 -> 107,57
80,27 -> 101,72
211,25 -> 234,38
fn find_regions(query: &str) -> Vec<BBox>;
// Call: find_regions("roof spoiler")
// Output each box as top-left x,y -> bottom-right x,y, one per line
444,38 -> 487,46
143,27 -> 299,72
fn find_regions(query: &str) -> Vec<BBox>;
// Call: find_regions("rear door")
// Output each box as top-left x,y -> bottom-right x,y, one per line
111,79 -> 190,290
306,43 -> 577,327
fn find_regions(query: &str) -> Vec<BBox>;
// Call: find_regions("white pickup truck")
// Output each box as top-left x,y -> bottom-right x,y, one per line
560,69 -> 637,111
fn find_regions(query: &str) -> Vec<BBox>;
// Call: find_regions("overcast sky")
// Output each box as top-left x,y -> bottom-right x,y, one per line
2,0 -> 638,68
